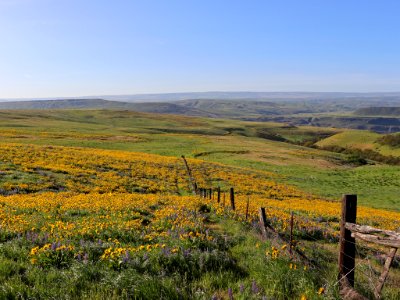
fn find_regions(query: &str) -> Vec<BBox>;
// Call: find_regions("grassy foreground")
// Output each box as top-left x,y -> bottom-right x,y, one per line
0,196 -> 327,299
0,190 -> 398,299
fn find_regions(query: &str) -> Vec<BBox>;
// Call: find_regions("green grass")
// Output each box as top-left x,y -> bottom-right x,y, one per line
0,212 -> 333,300
194,152 -> 400,211
213,218 -> 330,299
271,164 -> 400,210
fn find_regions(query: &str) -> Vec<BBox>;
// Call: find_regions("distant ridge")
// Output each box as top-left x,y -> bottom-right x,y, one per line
0,98 -> 209,116
1,97 -> 400,133
0,99 -> 125,110
0,98 -> 333,117
354,107 -> 400,116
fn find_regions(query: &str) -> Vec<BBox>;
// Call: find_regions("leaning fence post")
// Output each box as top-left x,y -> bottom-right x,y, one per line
181,155 -> 197,195
375,247 -> 398,299
217,187 -> 221,204
338,194 -> 358,287
230,187 -> 235,210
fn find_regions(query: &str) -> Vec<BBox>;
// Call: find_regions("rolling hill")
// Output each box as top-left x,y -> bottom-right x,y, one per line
0,98 -> 120,109
0,108 -> 399,210
0,98 -> 207,116
1,97 -> 400,133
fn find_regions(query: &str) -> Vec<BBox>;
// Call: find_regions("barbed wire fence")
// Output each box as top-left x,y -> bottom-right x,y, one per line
182,157 -> 399,299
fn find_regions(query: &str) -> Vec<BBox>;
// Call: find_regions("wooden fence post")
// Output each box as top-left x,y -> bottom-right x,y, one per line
289,212 -> 294,255
209,188 -> 212,200
230,187 -> 235,210
259,207 -> 268,238
245,196 -> 250,221
181,155 -> 197,195
223,192 -> 225,207
217,187 -> 221,204
338,194 -> 358,287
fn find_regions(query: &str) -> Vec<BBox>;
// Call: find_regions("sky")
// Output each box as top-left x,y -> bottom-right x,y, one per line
0,0 -> 400,98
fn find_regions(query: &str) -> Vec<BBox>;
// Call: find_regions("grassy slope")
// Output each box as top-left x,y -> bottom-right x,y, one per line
0,109 -> 399,210
316,130 -> 400,156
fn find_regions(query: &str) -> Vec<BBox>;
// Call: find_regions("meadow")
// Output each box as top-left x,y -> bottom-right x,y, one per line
0,109 -> 399,299
0,109 -> 399,210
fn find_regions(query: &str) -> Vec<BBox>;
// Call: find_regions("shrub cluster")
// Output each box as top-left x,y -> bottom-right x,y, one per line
377,133 -> 400,148
319,145 -> 400,166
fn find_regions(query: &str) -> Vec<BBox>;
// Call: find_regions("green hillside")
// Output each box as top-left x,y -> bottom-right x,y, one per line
316,130 -> 400,157
0,109 -> 399,210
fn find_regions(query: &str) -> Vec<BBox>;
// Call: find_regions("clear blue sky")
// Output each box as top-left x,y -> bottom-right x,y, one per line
1,0 -> 399,98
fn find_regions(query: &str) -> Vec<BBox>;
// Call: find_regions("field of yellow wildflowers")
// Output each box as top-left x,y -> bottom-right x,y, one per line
0,142 -> 399,299
0,109 -> 399,210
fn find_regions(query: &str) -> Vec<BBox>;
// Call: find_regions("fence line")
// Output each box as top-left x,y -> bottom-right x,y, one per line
196,184 -> 399,299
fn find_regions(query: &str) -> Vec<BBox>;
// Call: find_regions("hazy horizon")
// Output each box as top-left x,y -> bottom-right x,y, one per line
2,90 -> 400,103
